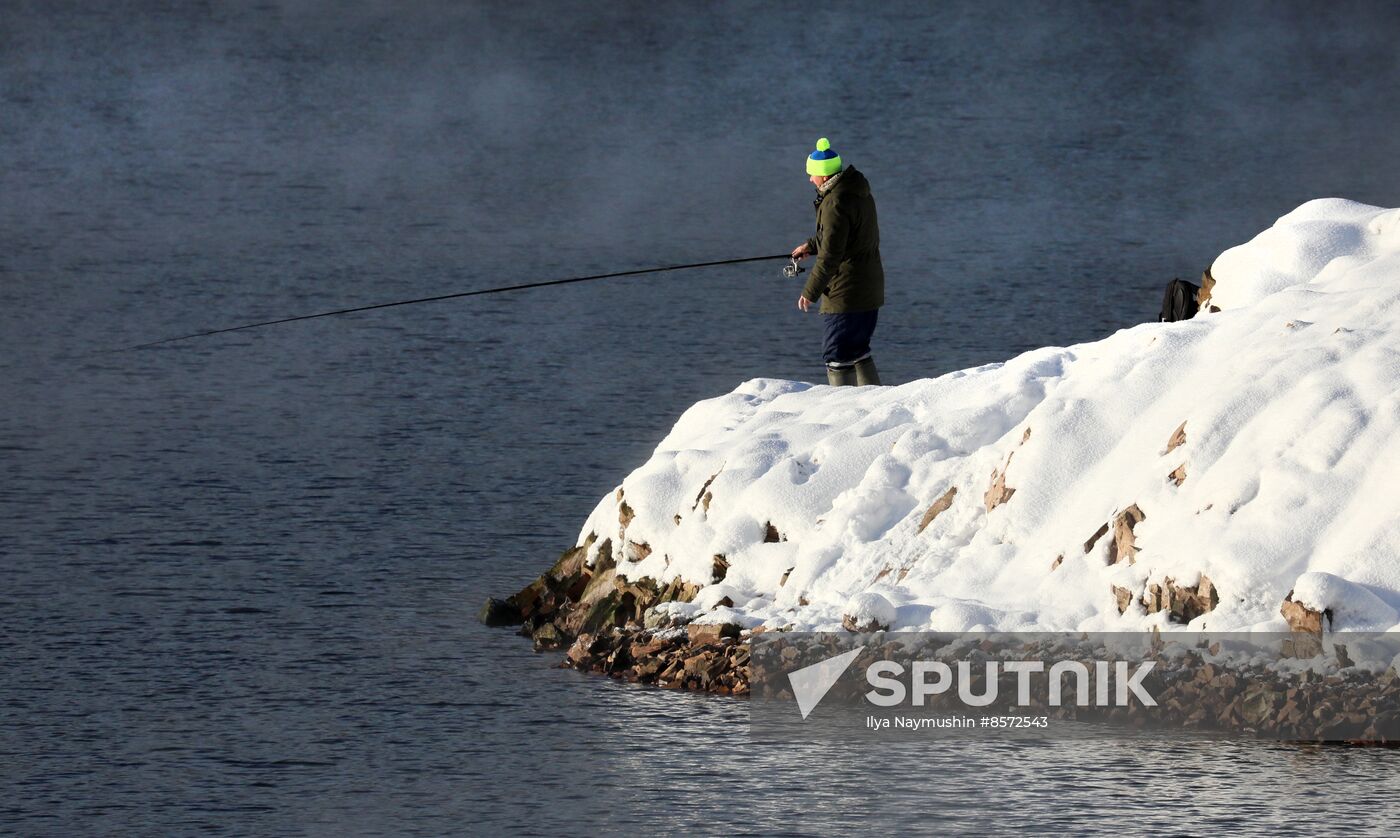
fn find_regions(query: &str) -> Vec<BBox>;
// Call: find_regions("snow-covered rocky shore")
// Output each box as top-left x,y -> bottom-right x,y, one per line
486,199 -> 1400,706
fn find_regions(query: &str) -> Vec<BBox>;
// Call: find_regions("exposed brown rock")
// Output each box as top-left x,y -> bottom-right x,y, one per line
763,522 -> 783,543
1142,575 -> 1219,624
1169,464 -> 1187,486
779,567 -> 793,587
687,622 -> 741,642
711,554 -> 730,583
918,486 -> 957,533
1113,585 -> 1135,614
565,633 -> 597,665
1084,522 -> 1110,555
1108,504 -> 1145,565
692,471 -> 720,511
511,544 -> 593,622
1050,555 -> 1063,572
500,535 -> 703,649
1281,590 -> 1332,635
531,622 -> 565,651
1021,426 -> 1032,444
626,540 -> 652,562
842,613 -> 891,633
556,613 -> 1400,741
619,500 -> 634,528
1165,422 -> 1187,455
984,452 -> 1016,512
656,576 -> 700,603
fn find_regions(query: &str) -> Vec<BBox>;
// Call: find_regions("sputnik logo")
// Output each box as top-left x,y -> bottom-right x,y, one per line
788,648 -> 863,719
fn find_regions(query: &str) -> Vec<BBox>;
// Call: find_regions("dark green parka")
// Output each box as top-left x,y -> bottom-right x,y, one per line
801,166 -> 884,314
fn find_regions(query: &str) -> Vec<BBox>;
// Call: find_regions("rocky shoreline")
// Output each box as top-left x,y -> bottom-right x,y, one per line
484,542 -> 1400,742
479,536 -> 751,695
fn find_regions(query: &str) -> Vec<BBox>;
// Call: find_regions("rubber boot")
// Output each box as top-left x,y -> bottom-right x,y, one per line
854,357 -> 881,386
826,364 -> 857,386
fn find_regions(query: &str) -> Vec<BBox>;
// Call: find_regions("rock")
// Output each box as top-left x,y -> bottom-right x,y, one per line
1240,683 -> 1282,726
1168,463 -> 1187,486
918,486 -> 957,533
561,566 -> 619,635
842,592 -> 896,632
1281,589 -> 1331,635
643,603 -> 698,630
618,499 -> 634,528
509,542 -> 604,623
565,633 -> 595,665
763,522 -> 783,543
692,471 -> 720,512
1113,585 -> 1135,614
1050,555 -> 1063,571
683,651 -> 716,676
477,597 -> 521,627
1288,571 -> 1398,631
984,453 -> 1016,512
1142,575 -> 1219,624
1165,421 -> 1187,454
633,658 -> 664,681
687,622 -> 741,642
1108,504 -> 1145,565
712,554 -> 730,583
532,622 -> 565,651
657,576 -> 701,603
1083,522 -> 1110,555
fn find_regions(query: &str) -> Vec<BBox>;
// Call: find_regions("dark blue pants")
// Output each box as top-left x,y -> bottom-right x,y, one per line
822,309 -> 879,366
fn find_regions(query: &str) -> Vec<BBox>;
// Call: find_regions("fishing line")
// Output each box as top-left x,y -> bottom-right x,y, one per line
125,253 -> 793,351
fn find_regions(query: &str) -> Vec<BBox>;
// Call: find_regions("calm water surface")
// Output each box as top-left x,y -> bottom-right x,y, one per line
4,2 -> 1400,834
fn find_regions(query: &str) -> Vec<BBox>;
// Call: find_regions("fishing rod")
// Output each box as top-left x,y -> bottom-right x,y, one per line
126,253 -> 800,351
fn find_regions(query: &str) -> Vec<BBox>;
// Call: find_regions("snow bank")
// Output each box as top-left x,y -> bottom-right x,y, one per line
577,199 -> 1400,635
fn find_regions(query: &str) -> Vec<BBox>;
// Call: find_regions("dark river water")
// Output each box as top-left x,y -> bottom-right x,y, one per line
5,2 -> 1400,834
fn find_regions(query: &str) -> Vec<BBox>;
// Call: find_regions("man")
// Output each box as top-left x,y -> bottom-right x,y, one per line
790,137 -> 884,386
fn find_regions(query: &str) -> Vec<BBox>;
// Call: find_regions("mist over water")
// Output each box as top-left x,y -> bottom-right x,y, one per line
4,2 -> 1400,834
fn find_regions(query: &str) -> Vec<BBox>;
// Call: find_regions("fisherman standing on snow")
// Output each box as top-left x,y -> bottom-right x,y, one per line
790,137 -> 884,386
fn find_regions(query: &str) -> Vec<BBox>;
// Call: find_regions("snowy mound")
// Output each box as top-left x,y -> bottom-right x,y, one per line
577,199 -> 1400,635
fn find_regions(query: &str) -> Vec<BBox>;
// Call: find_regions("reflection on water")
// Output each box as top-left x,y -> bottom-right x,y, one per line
4,1 -> 1400,833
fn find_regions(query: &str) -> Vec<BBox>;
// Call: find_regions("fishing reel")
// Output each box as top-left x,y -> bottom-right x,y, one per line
782,257 -> 805,278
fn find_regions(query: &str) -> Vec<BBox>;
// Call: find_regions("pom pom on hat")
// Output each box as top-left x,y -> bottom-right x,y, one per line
807,137 -> 842,177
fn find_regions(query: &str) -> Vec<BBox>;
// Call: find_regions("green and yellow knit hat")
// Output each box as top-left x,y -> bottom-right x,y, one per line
806,137 -> 842,177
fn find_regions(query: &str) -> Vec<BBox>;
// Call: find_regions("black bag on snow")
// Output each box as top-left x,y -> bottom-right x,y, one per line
1159,278 -> 1201,322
